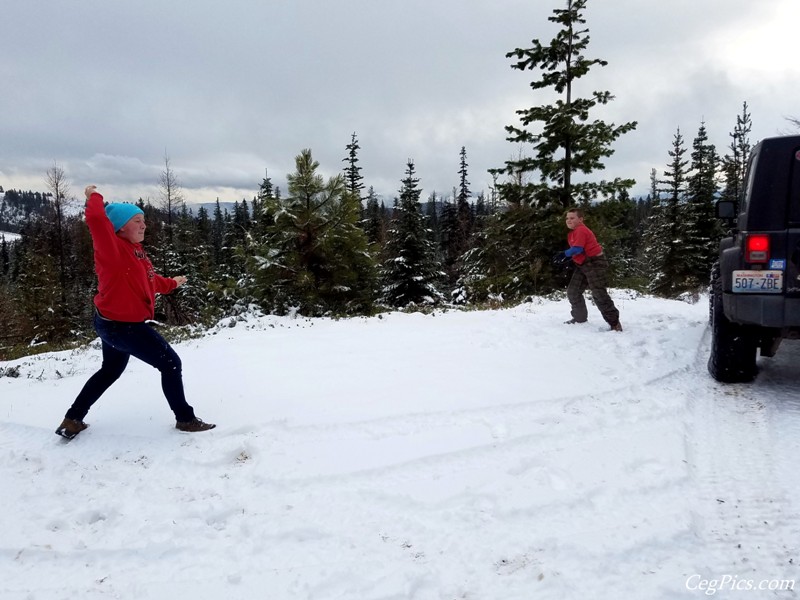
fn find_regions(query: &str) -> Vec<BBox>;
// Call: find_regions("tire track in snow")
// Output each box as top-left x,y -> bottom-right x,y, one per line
686,333 -> 800,589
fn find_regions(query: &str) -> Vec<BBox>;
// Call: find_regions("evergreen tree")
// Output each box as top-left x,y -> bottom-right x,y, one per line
684,122 -> 722,285
498,0 -> 637,208
0,236 -> 9,277
454,146 -> 474,260
424,191 -> 441,250
439,191 -> 461,274
253,170 -> 276,238
645,129 -> 689,296
343,132 -> 365,201
362,186 -> 386,247
14,227 -> 60,342
211,199 -> 225,265
379,161 -> 443,307
460,202 -> 559,303
161,203 -> 207,323
721,101 -> 752,204
251,149 -> 376,315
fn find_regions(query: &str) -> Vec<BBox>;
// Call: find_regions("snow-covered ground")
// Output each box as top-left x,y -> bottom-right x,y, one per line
1,230 -> 21,241
2,291 -> 799,600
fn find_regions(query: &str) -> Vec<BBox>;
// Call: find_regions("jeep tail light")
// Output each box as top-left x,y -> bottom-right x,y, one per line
745,234 -> 769,263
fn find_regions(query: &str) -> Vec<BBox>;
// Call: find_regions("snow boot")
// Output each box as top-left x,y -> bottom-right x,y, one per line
55,418 -> 89,440
176,417 -> 216,432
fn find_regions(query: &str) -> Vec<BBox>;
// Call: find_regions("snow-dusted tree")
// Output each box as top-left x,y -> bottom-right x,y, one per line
211,199 -> 226,265
164,203 -> 208,323
645,129 -> 690,296
379,161 -> 443,307
424,190 -> 441,250
684,122 -> 722,285
251,149 -> 376,315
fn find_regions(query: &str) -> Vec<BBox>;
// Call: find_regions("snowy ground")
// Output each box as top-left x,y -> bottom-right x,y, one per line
1,230 -> 21,241
2,291 -> 799,600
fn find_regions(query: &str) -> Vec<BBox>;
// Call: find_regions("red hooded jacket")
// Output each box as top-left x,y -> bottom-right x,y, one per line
86,192 -> 176,322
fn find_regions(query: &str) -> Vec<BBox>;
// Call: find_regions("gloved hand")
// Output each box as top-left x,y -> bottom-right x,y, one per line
552,251 -> 571,266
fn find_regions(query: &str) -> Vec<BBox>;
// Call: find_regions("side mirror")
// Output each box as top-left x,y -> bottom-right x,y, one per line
716,200 -> 737,220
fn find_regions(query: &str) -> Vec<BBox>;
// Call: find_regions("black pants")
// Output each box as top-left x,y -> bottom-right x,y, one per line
66,313 -> 195,422
566,254 -> 620,326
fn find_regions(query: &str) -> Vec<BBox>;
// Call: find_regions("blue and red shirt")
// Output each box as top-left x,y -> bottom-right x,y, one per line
567,223 -> 603,265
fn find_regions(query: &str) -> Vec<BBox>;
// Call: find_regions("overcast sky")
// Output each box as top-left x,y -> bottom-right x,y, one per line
2,0 -> 799,206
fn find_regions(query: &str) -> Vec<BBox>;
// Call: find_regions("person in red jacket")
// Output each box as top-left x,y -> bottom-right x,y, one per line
558,207 -> 622,332
55,185 -> 215,439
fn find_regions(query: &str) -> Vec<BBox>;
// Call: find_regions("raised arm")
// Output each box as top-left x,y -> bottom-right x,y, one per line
83,186 -> 122,270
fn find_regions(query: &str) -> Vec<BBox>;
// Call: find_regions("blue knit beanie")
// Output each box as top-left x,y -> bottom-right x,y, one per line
105,203 -> 144,232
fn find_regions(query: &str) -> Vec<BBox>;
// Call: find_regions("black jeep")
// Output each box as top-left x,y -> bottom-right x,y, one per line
708,134 -> 800,382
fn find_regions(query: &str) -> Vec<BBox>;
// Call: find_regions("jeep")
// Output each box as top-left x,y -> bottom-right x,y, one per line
709,134 -> 800,382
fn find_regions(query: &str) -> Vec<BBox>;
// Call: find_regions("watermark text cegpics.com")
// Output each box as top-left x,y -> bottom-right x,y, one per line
686,574 -> 795,596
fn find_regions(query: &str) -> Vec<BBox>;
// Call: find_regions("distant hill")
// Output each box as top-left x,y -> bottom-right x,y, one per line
0,189 -> 51,233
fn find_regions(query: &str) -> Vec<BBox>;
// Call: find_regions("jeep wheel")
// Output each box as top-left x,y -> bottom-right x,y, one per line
707,265 -> 758,383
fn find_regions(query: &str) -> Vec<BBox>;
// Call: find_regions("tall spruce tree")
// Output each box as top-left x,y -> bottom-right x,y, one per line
721,101 -> 752,204
499,0 -> 637,208
645,128 -> 690,296
684,122 -> 721,285
454,146 -> 474,260
379,161 -> 443,307
343,132 -> 365,201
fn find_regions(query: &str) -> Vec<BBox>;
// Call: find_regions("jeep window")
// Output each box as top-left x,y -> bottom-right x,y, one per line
791,147 -> 800,224
740,151 -> 758,215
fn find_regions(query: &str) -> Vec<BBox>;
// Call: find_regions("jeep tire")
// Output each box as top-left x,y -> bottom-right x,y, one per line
707,264 -> 758,383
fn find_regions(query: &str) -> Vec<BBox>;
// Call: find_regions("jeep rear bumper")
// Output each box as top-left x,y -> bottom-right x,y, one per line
722,293 -> 800,327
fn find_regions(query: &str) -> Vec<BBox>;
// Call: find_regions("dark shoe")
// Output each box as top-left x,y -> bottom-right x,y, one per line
55,418 -> 89,439
564,318 -> 586,324
176,417 -> 216,432
610,322 -> 623,332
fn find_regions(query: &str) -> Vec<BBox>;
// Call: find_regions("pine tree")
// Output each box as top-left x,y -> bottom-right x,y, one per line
454,146 -> 474,260
0,236 -> 9,277
343,132 -> 365,201
211,199 -> 225,266
499,0 -> 637,208
362,186 -> 386,247
424,191 -> 441,250
721,101 -> 752,204
646,129 -> 689,296
252,149 -> 376,315
590,188 -> 638,283
684,122 -> 721,285
253,170 -> 276,238
379,161 -> 443,307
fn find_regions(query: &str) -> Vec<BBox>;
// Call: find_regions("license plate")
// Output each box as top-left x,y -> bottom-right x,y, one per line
732,270 -> 783,293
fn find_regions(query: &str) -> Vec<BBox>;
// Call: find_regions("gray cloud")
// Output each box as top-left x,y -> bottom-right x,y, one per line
2,0 -> 799,204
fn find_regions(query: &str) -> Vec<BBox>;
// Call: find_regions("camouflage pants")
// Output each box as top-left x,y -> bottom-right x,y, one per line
566,254 -> 620,325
